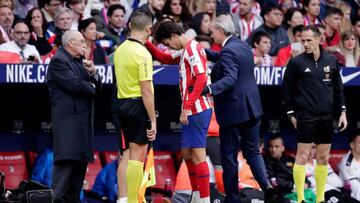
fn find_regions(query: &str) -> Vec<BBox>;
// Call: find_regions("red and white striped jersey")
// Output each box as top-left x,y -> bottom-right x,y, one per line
179,40 -> 212,115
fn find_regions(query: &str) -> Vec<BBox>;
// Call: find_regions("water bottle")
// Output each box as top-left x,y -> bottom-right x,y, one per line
344,180 -> 352,196
271,177 -> 278,188
164,178 -> 173,193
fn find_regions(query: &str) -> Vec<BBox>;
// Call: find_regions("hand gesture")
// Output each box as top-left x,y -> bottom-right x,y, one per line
338,112 -> 348,132
290,116 -> 297,129
180,109 -> 191,125
83,59 -> 96,75
146,121 -> 157,141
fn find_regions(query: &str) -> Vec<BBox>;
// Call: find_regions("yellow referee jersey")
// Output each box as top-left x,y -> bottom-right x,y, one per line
113,39 -> 153,99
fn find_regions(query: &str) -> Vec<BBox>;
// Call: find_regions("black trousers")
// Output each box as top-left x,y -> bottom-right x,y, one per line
52,160 -> 88,203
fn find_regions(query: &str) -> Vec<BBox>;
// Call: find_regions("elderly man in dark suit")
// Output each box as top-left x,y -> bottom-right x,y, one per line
202,14 -> 272,203
47,30 -> 101,203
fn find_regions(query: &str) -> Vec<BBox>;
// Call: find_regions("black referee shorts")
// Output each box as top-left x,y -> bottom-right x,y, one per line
113,97 -> 150,145
296,113 -> 334,144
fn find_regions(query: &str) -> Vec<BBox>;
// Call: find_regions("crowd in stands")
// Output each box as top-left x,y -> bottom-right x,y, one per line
0,0 -> 360,67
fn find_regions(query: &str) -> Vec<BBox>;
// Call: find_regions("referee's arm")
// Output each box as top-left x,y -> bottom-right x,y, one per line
141,80 -> 157,139
282,58 -> 297,118
333,63 -> 346,113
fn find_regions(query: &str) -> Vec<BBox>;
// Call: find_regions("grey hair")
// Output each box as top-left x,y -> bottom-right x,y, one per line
62,30 -> 78,46
54,7 -> 73,21
213,14 -> 235,36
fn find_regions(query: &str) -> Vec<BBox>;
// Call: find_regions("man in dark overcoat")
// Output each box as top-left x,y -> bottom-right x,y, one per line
47,30 -> 101,203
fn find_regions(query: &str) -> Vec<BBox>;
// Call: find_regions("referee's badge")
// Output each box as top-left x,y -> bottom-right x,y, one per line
323,66 -> 331,82
324,66 -> 330,73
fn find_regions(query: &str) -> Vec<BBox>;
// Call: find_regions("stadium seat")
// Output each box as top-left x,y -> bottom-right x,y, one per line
100,151 -> 118,166
150,151 -> 177,191
329,150 -> 348,174
26,151 -> 38,172
0,151 -> 29,189
0,51 -> 21,63
84,152 -> 102,191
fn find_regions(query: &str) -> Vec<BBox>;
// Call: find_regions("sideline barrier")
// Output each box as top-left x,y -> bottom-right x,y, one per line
1,64 -> 360,86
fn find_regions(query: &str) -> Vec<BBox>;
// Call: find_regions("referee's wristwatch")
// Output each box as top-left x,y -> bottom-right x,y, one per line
287,111 -> 295,120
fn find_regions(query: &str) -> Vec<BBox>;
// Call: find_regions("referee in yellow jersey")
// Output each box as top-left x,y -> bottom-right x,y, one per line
113,10 -> 156,203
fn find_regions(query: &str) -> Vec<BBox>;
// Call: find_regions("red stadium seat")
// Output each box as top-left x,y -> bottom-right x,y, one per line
0,151 -> 29,189
84,152 -> 102,191
26,151 -> 38,172
329,150 -> 348,174
101,151 -> 119,166
150,151 -> 177,191
0,51 -> 21,63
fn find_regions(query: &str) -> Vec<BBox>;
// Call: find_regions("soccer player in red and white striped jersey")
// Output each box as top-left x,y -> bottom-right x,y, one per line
155,21 -> 212,203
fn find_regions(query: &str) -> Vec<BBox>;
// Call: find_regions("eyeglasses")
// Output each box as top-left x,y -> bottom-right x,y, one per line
14,31 -> 30,35
48,3 -> 61,7
71,38 -> 86,44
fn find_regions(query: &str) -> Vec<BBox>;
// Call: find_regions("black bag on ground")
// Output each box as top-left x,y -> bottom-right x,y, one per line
6,180 -> 53,203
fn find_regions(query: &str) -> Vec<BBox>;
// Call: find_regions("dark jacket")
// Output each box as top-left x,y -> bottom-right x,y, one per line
103,25 -> 127,52
93,43 -> 108,65
206,36 -> 263,126
92,160 -> 118,202
263,153 -> 295,193
247,24 -> 290,56
282,50 -> 346,117
47,47 -> 102,162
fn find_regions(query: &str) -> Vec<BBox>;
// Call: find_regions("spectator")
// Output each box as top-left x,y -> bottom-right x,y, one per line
279,0 -> 299,15
31,149 -> 54,188
39,0 -> 62,25
91,0 -> 120,32
303,0 -> 321,26
119,0 -> 146,22
185,12 -> 211,38
251,31 -> 272,66
0,5 -> 14,43
0,0 -> 13,10
136,0 -> 166,23
319,0 -> 336,20
13,0 -> 38,19
284,8 -> 304,43
353,16 -> 360,45
78,18 -> 108,64
52,7 -> 73,37
247,4 -> 290,56
345,0 -> 360,19
0,21 -> 41,63
317,24 -> 327,46
24,7 -> 55,56
103,4 -> 127,53
331,30 -> 360,67
195,34 -> 213,49
335,1 -> 352,34
236,0 -> 263,41
92,159 -> 119,202
162,0 -> 192,30
263,133 -> 295,203
67,0 -> 87,31
339,130 -> 360,201
323,7 -> 343,48
275,24 -> 304,66
189,0 -> 216,19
